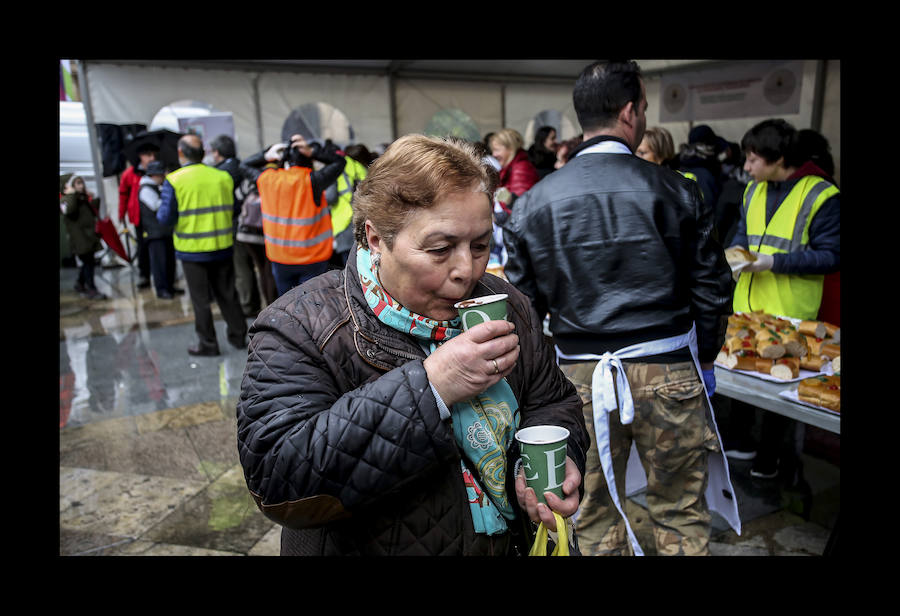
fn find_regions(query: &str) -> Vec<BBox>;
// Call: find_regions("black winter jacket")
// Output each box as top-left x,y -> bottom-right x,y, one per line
236,250 -> 588,555
214,157 -> 245,231
503,136 -> 732,364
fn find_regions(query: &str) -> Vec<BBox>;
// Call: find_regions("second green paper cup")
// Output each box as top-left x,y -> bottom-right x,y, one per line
515,425 -> 569,504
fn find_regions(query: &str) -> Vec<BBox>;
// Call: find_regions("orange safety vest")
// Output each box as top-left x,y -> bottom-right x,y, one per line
257,166 -> 333,265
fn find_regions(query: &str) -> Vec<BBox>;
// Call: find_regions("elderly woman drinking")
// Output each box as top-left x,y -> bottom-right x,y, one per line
236,134 -> 588,556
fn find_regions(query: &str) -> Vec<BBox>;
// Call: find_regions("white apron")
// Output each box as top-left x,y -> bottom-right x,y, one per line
556,324 -> 741,555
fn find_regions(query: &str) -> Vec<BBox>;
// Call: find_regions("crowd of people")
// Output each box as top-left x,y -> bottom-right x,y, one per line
61,59 -> 839,556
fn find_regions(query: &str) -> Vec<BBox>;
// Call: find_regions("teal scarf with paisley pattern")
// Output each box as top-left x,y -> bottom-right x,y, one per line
357,247 -> 520,534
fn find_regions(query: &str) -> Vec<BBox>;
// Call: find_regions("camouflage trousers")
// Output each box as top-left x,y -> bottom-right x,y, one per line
559,360 -> 721,556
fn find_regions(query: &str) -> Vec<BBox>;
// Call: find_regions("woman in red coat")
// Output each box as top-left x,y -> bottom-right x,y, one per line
489,129 -> 540,221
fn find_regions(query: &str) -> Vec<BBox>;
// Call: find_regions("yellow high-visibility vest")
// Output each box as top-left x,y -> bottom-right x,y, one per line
732,176 -> 839,320
167,164 -> 235,254
331,156 -> 367,236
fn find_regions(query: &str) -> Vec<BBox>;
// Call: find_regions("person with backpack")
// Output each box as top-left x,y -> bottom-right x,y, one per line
234,172 -> 278,308
209,134 -> 262,317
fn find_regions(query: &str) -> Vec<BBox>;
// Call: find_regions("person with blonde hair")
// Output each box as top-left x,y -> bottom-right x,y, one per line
237,133 -> 588,556
489,128 -> 540,221
636,126 -> 676,166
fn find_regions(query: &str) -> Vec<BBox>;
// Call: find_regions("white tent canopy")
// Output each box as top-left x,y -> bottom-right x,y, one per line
78,59 -> 839,223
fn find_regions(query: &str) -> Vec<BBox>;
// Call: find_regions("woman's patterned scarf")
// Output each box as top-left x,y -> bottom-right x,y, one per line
357,247 -> 519,534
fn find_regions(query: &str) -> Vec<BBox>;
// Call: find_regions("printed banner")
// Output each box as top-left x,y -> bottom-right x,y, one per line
659,60 -> 804,123
60,59 -> 76,102
177,112 -> 234,143
178,113 -> 235,161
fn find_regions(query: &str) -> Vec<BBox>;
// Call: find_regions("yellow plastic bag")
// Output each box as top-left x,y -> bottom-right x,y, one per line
528,512 -> 569,556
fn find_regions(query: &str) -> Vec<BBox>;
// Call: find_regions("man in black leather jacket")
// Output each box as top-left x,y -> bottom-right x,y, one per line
503,60 -> 737,555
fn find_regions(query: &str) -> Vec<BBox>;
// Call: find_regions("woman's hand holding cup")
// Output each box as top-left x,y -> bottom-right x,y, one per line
423,320 -> 519,407
515,455 -> 581,532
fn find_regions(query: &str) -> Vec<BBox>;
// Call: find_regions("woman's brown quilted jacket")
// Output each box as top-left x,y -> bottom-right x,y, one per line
236,252 -> 588,555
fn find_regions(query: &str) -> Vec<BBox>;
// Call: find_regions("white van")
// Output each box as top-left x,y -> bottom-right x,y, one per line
59,101 -> 98,195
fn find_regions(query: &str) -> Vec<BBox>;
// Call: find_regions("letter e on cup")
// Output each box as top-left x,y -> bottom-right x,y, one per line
544,444 -> 567,491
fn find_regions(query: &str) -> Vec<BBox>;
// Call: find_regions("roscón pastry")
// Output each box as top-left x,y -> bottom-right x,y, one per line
770,357 -> 799,380
799,355 -> 827,372
717,312 -> 840,380
757,334 -> 786,359
725,247 -> 756,271
797,374 -> 840,412
799,320 -> 827,339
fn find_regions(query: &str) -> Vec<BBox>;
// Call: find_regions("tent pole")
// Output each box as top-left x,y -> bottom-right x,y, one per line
810,60 -> 827,133
388,71 -> 398,141
252,72 -> 265,151
77,60 -> 108,219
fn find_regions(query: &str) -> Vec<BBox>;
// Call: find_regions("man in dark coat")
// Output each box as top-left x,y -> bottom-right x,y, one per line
503,60 -> 738,556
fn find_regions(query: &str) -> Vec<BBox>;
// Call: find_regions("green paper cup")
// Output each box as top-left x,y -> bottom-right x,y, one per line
515,425 -> 569,504
454,294 -> 508,331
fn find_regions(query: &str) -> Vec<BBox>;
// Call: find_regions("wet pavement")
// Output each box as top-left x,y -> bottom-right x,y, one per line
58,260 -> 839,556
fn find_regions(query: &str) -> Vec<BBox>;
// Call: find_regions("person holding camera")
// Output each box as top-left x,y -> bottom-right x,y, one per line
240,135 -> 346,296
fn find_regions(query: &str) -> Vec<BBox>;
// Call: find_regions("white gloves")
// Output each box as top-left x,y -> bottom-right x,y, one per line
265,143 -> 287,162
744,252 -> 774,272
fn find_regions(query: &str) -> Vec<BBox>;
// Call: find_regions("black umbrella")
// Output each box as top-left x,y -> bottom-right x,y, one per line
122,129 -> 183,172
281,105 -> 321,144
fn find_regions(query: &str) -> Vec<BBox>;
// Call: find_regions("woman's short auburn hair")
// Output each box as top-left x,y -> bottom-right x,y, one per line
489,128 -> 524,153
352,134 -> 499,250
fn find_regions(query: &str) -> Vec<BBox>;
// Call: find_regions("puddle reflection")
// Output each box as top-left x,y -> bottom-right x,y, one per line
60,266 -> 248,429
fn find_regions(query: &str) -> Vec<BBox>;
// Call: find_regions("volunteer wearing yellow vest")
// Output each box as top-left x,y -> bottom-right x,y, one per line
157,134 -> 248,357
730,120 -> 840,320
722,119 -> 840,479
326,153 -> 367,266
240,135 -> 346,297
